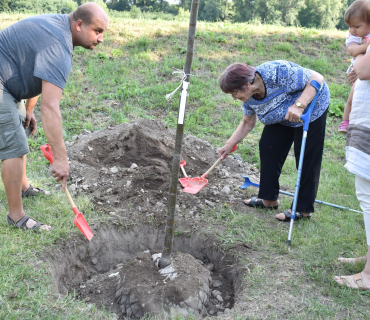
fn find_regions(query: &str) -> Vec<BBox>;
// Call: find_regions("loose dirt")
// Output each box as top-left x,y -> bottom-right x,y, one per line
46,119 -> 263,319
66,119 -> 259,224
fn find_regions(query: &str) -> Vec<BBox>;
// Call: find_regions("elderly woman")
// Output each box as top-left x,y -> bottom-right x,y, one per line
218,60 -> 330,221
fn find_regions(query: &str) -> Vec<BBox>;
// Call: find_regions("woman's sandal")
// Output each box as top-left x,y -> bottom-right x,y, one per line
276,210 -> 312,222
244,196 -> 279,209
22,185 -> 51,198
338,257 -> 367,264
7,215 -> 48,231
335,273 -> 370,291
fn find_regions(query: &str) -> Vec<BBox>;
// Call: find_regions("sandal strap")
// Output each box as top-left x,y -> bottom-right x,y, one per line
15,214 -> 30,228
7,214 -> 44,230
353,273 -> 367,289
22,185 -> 49,197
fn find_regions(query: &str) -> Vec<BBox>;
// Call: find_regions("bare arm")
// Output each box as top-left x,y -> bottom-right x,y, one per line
24,95 -> 40,135
354,52 -> 370,80
347,42 -> 369,58
218,114 -> 257,159
285,71 -> 324,122
40,80 -> 69,189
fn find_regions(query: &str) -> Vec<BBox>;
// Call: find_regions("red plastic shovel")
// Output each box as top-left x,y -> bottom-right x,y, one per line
40,144 -> 94,241
179,160 -> 192,187
183,145 -> 238,194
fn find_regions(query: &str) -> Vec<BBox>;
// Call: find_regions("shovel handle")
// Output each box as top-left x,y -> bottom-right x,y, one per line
180,161 -> 188,177
40,143 -> 76,208
201,145 -> 238,178
64,186 -> 76,208
40,144 -> 54,165
201,157 -> 222,178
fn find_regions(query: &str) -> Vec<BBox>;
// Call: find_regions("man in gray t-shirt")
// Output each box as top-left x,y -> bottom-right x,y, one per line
0,2 -> 108,231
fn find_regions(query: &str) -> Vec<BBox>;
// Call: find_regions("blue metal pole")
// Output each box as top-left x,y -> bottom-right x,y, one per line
240,176 -> 361,213
287,80 -> 321,247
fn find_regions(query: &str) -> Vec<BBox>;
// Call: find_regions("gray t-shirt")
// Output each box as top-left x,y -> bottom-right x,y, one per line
0,14 -> 73,101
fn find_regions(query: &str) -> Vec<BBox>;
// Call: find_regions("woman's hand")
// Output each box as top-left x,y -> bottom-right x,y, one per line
218,144 -> 234,160
285,105 -> 303,123
347,69 -> 358,86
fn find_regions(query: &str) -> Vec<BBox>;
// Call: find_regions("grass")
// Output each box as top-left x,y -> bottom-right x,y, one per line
0,11 -> 368,319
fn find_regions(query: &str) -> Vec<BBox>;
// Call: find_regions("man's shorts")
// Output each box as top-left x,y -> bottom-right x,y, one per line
0,89 -> 29,160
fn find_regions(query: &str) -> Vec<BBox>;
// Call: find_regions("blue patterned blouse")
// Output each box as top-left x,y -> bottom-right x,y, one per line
243,60 -> 330,127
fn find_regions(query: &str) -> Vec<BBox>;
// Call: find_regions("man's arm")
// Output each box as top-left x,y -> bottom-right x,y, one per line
25,95 -> 40,135
40,80 -> 69,189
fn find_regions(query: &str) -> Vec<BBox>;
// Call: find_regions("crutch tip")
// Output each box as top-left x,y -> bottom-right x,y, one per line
286,240 -> 292,247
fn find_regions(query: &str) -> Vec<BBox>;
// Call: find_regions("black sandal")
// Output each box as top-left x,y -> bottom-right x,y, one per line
7,215 -> 48,231
244,196 -> 279,209
276,210 -> 312,222
22,184 -> 51,198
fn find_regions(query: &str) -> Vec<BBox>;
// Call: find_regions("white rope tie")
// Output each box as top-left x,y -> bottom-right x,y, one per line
165,69 -> 191,101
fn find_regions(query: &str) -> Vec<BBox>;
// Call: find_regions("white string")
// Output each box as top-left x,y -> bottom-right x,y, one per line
165,69 -> 191,101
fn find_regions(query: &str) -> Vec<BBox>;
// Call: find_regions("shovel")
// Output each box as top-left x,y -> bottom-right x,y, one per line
183,145 -> 238,194
179,160 -> 192,187
40,144 -> 94,241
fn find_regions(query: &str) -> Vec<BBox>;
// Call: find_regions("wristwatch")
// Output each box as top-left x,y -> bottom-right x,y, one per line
295,102 -> 306,109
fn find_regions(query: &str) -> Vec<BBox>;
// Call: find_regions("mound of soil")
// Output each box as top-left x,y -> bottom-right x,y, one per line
66,119 -> 259,225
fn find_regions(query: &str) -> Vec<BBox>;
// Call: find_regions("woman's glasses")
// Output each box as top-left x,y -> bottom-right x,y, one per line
230,90 -> 239,98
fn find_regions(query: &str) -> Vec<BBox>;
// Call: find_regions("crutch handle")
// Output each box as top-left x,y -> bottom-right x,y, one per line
300,80 -> 321,130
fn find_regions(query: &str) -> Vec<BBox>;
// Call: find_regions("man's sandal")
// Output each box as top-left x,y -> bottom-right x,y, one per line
336,273 -> 370,291
244,196 -> 279,209
22,184 -> 51,198
276,210 -> 311,222
7,215 -> 48,231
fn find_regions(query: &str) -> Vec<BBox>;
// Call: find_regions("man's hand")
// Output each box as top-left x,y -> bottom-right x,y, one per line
51,157 -> 69,189
285,105 -> 303,123
25,111 -> 37,135
347,69 -> 358,86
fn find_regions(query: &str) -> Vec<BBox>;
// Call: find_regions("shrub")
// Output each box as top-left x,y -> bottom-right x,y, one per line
130,5 -> 141,19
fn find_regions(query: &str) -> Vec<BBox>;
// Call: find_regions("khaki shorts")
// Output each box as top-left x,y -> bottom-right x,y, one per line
0,89 -> 29,160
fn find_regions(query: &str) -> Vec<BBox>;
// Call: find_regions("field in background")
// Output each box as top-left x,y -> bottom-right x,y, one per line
1,12 -> 369,319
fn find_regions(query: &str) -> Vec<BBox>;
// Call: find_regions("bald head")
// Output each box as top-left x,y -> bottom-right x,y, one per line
71,2 -> 108,26
69,2 -> 109,49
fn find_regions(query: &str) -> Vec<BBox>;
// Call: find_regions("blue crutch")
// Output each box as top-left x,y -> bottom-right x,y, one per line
239,176 -> 362,213
286,80 -> 322,247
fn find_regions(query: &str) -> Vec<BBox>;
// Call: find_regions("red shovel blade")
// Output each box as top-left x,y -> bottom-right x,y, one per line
183,177 -> 208,194
183,145 -> 238,195
179,177 -> 192,187
73,207 -> 94,241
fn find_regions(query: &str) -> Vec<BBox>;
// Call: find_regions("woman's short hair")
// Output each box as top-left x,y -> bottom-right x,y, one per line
219,63 -> 256,93
344,0 -> 370,25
